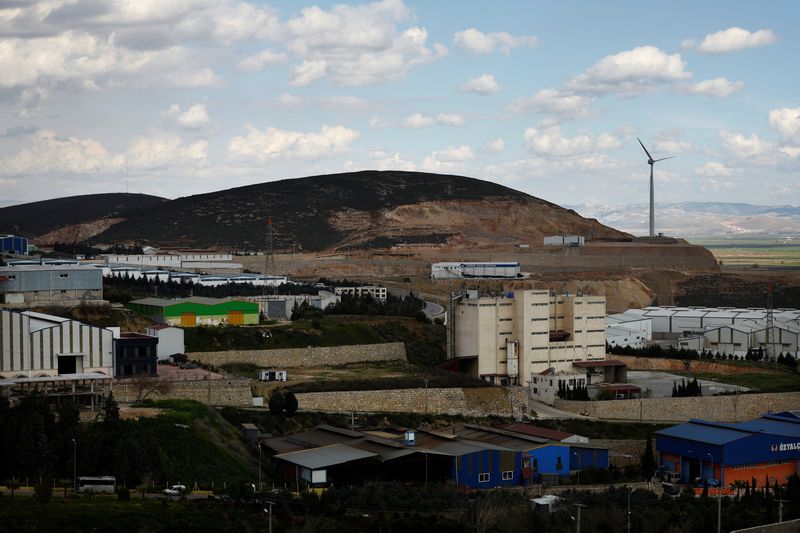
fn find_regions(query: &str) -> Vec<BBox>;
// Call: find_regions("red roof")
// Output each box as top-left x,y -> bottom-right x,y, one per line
495,423 -> 574,442
572,359 -> 626,368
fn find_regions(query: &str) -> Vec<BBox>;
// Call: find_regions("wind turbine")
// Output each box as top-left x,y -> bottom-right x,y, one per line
637,138 -> 675,238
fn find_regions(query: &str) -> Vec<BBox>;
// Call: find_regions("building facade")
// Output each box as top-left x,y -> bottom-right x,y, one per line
146,325 -> 185,360
656,412 -> 800,488
431,262 -> 521,280
113,332 -> 158,378
127,296 -> 259,326
1,235 -> 29,255
451,290 -> 607,385
0,309 -> 114,378
0,265 -> 104,307
334,286 -> 387,301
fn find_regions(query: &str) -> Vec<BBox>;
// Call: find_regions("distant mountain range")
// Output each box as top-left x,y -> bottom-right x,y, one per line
0,171 -> 629,251
570,202 -> 800,237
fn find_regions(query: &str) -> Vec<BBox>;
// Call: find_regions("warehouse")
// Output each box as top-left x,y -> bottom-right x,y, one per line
656,411 -> 800,487
431,262 -> 521,279
127,296 -> 259,326
0,264 -> 104,307
0,309 -> 114,379
1,234 -> 29,255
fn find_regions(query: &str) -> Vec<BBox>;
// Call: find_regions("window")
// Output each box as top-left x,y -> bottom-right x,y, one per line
556,457 -> 563,470
532,459 -> 538,472
59,273 -> 69,278
502,471 -> 513,480
478,473 -> 490,483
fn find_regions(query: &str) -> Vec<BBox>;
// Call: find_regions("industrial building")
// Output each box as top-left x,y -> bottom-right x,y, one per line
1,234 -> 29,255
146,325 -> 185,360
113,332 -> 158,378
543,235 -> 585,247
127,296 -> 259,326
0,309 -> 114,379
449,290 -> 609,389
656,411 -> 800,487
0,264 -> 104,307
333,286 -> 387,301
244,292 -> 340,320
265,423 -> 608,490
104,249 -> 242,273
614,306 -> 800,356
431,262 -> 521,280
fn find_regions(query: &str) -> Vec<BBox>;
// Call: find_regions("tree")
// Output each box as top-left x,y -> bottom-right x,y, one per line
268,391 -> 286,415
34,482 -> 52,504
8,478 -> 20,499
99,392 -> 120,424
130,374 -> 173,403
641,433 -> 656,481
284,392 -> 299,417
58,478 -> 71,499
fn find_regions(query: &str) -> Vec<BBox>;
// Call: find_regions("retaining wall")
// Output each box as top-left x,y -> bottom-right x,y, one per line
189,342 -> 407,368
297,386 -> 522,417
554,392 -> 800,422
615,355 -> 784,375
113,378 -> 252,407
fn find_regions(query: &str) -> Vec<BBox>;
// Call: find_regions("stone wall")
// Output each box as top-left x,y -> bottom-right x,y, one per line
189,342 -> 406,368
113,378 -> 252,407
554,392 -> 800,422
592,439 -> 646,466
297,386 -> 520,417
615,355 -> 784,375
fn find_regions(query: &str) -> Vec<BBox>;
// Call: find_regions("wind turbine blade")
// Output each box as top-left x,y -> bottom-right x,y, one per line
637,137 -> 653,160
653,156 -> 675,162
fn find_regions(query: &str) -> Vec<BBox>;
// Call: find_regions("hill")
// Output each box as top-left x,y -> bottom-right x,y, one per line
0,193 -> 166,242
88,170 -> 628,250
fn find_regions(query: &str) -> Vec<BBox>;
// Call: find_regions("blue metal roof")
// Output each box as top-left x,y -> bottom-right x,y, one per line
656,420 -> 752,445
731,417 -> 800,438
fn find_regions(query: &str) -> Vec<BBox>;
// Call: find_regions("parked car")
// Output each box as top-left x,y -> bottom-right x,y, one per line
180,363 -> 198,369
163,484 -> 187,495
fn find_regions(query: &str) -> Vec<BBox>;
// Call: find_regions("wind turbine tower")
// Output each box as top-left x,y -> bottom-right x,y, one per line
637,138 -> 674,238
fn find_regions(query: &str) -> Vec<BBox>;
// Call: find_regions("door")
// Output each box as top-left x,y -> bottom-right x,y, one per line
228,310 -> 244,325
180,313 -> 196,327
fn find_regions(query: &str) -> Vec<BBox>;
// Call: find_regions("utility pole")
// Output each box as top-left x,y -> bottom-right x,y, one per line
72,438 -> 77,494
257,443 -> 262,492
777,499 -> 788,523
717,489 -> 722,533
627,488 -> 631,533
574,503 -> 586,533
424,378 -> 429,414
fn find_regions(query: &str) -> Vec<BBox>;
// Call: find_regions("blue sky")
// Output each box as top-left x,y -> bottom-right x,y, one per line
1,0 -> 798,208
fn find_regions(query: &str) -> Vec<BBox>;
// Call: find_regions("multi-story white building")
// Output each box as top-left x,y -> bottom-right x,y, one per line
334,286 -> 388,301
431,262 -> 521,280
451,289 -> 607,386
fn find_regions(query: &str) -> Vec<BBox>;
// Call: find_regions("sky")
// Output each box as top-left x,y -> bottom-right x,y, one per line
1,0 -> 799,208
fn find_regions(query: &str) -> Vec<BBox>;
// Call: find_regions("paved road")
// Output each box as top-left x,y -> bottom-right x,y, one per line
528,400 -> 595,420
387,286 -> 445,319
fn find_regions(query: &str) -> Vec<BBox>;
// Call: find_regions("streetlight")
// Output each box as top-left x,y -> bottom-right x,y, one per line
572,451 -> 581,485
72,438 -> 77,494
257,443 -> 262,492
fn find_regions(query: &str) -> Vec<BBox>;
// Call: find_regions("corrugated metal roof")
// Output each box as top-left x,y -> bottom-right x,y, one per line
656,421 -> 752,445
731,418 -> 800,438
497,423 -> 573,442
274,443 -> 378,469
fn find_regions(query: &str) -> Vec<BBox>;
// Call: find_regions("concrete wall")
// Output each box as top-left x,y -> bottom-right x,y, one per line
554,392 -> 800,423
113,378 -> 252,407
189,342 -> 407,368
296,386 -> 523,417
613,355 -> 785,375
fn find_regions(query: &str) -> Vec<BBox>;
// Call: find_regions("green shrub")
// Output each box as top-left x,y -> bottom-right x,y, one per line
117,487 -> 131,501
34,483 -> 52,504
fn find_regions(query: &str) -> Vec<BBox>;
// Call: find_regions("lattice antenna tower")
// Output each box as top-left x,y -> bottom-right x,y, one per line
765,283 -> 775,361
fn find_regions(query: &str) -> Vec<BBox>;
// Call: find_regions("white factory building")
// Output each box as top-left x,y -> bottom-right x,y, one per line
450,289 -> 609,386
543,235 -> 585,247
0,309 -> 114,379
608,306 -> 800,357
431,262 -> 521,280
334,286 -> 387,301
103,248 -> 241,272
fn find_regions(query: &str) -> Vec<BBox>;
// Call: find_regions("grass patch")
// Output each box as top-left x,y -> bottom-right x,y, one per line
673,370 -> 800,393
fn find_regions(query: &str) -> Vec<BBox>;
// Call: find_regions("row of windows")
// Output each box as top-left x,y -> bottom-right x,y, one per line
586,316 -> 605,319
586,329 -> 605,333
531,303 -> 548,307
532,331 -> 548,335
499,318 -> 513,322
478,471 -> 514,482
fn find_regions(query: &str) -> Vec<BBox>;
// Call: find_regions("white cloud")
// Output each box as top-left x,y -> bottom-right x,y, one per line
436,113 -> 466,126
695,27 -> 777,54
684,77 -> 744,97
507,89 -> 594,119
284,2 -> 447,86
1,129 -> 112,175
459,74 -> 501,95
523,126 -> 621,158
369,116 -> 392,128
402,113 -> 434,128
276,93 -> 303,106
319,96 -> 372,109
695,162 -> 734,177
431,145 -> 474,162
365,150 -> 416,171
566,45 -> 691,96
652,136 -> 692,153
228,124 -> 359,162
16,87 -> 48,118
719,130 -> 772,159
453,28 -> 538,55
163,103 -> 210,129
480,138 -> 505,154
236,49 -> 288,73
126,131 -> 207,169
769,107 -> 800,143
